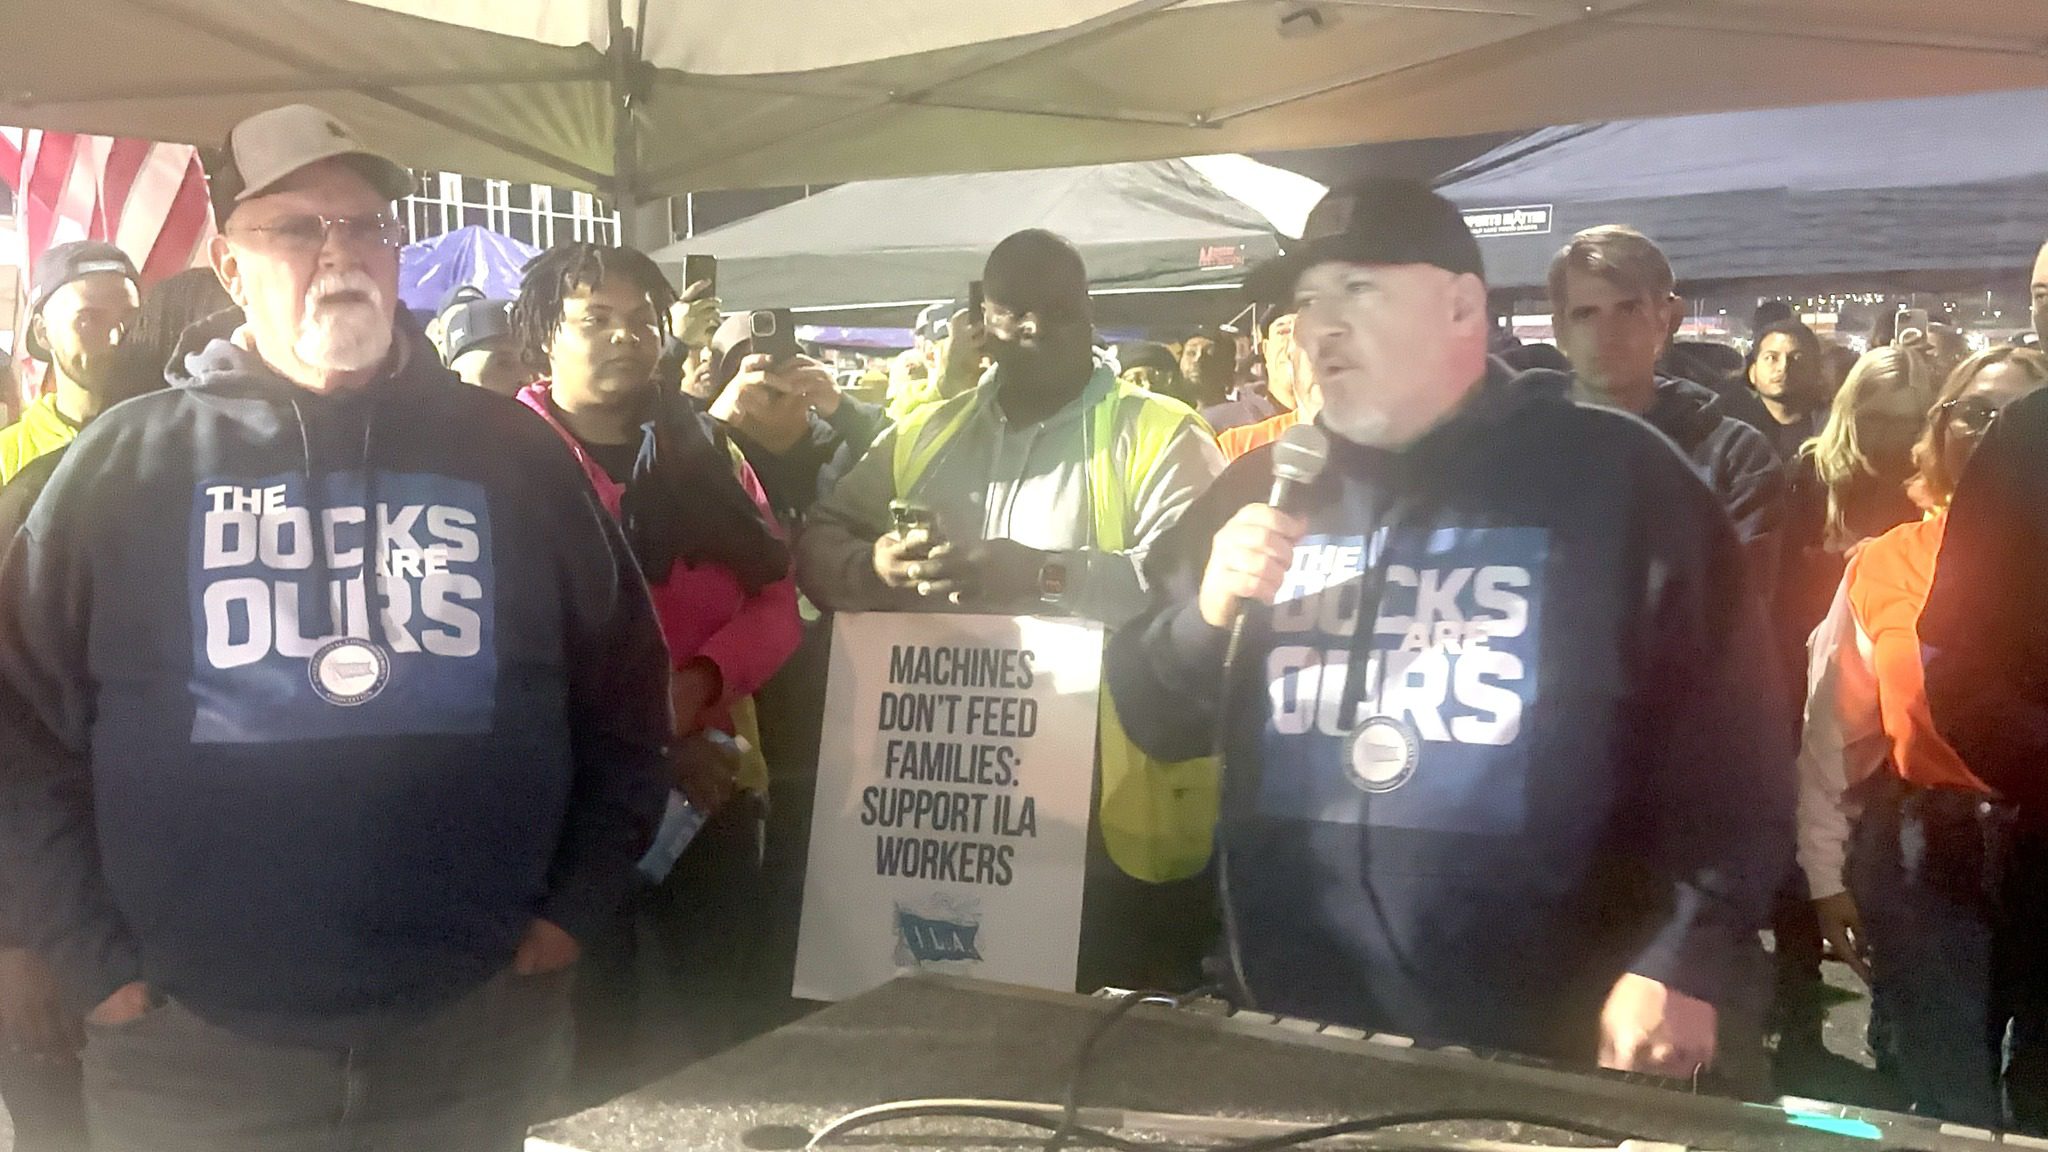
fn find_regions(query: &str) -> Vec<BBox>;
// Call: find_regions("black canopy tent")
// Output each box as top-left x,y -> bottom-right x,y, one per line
1432,86 -> 2048,299
649,157 -> 1302,326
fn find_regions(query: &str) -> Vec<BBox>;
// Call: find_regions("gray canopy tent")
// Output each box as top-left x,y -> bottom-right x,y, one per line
1436,86 -> 2048,295
14,0 -> 2048,243
649,155 -> 1322,315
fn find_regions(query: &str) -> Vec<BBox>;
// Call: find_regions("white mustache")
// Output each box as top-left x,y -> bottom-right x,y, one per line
305,271 -> 384,311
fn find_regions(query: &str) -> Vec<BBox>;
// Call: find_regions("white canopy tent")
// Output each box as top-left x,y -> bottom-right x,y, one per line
12,0 -> 2048,242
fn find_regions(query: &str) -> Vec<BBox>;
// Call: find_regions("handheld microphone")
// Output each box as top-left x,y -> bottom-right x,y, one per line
1214,421 -> 1328,1011
1223,423 -> 1330,671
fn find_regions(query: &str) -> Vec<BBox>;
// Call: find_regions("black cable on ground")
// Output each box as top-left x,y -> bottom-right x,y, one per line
804,1101 -> 1157,1152
1044,989 -> 1203,1152
1208,1108 -> 1642,1152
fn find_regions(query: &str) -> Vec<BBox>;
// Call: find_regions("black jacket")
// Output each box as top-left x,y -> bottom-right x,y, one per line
1641,376 -> 1788,602
1104,363 -> 1792,1059
1923,387 -> 2048,822
0,446 -> 67,951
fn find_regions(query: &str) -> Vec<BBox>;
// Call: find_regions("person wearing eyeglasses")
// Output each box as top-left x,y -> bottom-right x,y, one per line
1802,348 -> 2048,1129
0,105 -> 672,1151
1919,344 -> 2048,1134
509,244 -> 802,1098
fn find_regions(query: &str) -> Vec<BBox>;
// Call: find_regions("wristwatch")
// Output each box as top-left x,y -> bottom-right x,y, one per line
1037,558 -> 1070,608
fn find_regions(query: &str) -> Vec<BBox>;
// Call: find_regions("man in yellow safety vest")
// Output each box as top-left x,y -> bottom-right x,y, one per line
797,229 -> 1226,992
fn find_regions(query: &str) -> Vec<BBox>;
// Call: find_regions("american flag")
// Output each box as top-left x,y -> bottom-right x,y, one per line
2,127 -> 217,409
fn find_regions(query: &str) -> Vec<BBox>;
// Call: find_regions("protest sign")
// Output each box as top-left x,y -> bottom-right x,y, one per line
793,612 -> 1103,1001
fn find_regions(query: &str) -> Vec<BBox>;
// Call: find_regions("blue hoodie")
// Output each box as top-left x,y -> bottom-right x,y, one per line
0,327 -> 670,1043
1104,364 -> 1792,1062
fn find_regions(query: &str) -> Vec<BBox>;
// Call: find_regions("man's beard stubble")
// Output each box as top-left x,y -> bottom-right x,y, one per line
296,270 -> 395,373
54,343 -> 125,398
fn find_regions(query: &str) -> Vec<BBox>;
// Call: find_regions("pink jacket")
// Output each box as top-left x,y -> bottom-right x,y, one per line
518,383 -> 801,732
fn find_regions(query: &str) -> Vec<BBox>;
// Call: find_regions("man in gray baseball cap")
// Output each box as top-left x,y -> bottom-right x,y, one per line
0,104 -> 669,1151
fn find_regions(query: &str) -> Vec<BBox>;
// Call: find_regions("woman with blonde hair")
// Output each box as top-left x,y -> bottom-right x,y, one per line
1767,344 -> 1942,1060
1776,346 -> 1939,727
1799,346 -> 2048,1127
1800,345 -> 1940,549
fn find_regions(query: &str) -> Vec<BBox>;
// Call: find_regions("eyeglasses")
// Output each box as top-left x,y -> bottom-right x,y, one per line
229,212 -> 406,254
1937,395 -> 2003,440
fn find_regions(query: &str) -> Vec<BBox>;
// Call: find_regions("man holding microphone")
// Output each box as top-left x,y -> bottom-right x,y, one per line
1104,179 -> 1791,1082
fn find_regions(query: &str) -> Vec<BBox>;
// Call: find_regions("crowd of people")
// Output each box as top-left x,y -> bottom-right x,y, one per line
3,100 -> 2048,1151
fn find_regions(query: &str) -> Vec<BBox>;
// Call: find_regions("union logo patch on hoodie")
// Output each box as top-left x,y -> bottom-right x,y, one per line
185,470 -> 498,743
1258,527 -> 1546,836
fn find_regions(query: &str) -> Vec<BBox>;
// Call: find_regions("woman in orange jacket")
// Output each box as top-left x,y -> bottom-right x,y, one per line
1798,345 -> 2048,1126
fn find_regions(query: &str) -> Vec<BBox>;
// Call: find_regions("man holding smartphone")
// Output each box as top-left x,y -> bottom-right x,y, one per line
797,229 -> 1226,991
705,311 -> 885,528
799,231 -> 1222,626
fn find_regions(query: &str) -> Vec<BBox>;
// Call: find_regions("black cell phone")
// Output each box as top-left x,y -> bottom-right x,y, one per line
967,280 -> 984,320
889,499 -> 939,539
684,254 -> 717,296
749,308 -> 799,363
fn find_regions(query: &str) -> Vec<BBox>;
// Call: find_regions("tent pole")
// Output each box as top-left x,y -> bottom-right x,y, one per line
608,0 -> 644,248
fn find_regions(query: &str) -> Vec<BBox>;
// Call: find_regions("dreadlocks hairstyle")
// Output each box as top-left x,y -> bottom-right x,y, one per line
511,242 -> 679,373
512,240 -> 789,594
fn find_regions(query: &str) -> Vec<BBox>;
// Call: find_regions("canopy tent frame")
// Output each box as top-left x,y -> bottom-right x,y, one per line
25,0 -> 617,189
633,0 -> 1202,194
14,0 -> 2048,231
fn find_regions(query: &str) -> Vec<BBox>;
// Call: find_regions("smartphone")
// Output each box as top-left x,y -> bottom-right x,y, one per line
967,280 -> 984,321
888,499 -> 939,539
684,254 -> 717,296
749,308 -> 799,363
1896,307 -> 1930,338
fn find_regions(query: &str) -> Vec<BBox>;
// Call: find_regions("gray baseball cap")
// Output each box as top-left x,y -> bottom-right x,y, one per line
209,104 -> 412,222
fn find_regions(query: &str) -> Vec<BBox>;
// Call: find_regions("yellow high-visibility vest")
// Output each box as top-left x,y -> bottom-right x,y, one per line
890,374 -> 1220,883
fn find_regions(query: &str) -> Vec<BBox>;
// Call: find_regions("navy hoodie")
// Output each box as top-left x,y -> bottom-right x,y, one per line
1104,363 -> 1792,1062
0,327 -> 671,1041
1538,374 -> 1787,602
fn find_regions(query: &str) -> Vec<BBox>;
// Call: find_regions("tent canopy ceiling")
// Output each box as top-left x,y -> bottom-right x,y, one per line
650,155 -> 1311,310
11,1 -> 2048,201
1436,87 -> 2048,293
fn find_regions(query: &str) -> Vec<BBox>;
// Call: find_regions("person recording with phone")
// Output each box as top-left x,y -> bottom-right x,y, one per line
704,310 -> 884,530
797,228 -> 1226,992
660,256 -> 725,402
1103,179 -> 1792,1082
